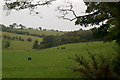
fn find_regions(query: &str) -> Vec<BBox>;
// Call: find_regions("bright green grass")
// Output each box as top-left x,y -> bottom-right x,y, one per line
3,39 -> 33,50
16,29 -> 64,36
2,41 -> 116,78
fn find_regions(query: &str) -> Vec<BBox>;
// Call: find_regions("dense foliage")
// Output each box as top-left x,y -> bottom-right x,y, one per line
40,35 -> 61,49
112,47 -> 120,76
70,52 -> 113,78
74,3 -> 120,77
61,30 -> 94,44
75,2 -> 120,45
33,40 -> 39,49
38,30 -> 96,49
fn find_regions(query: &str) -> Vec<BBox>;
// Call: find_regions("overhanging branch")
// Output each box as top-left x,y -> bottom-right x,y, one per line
57,1 -> 78,21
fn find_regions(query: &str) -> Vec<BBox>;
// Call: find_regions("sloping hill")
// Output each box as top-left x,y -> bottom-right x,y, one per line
2,32 -> 43,42
2,41 -> 115,78
2,32 -> 42,50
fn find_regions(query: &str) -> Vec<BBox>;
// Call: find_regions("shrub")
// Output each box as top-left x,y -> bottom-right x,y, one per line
112,46 -> 120,77
4,41 -> 10,48
33,40 -> 39,49
69,51 -> 113,78
27,38 -> 32,42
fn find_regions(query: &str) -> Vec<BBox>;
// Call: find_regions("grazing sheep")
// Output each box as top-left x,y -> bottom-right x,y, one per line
28,57 -> 32,60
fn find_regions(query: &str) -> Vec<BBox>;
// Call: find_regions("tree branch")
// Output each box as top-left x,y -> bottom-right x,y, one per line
57,2 -> 78,21
4,0 -> 55,10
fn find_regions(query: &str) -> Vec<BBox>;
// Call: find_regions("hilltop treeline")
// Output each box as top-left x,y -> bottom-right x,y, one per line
3,35 -> 33,42
33,30 -> 96,49
1,24 -> 102,49
1,25 -> 45,38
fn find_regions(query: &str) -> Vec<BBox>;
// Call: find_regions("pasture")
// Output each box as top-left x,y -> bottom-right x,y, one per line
2,32 -> 42,50
2,41 -> 116,78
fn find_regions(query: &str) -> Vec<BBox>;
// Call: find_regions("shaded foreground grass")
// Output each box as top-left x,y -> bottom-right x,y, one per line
2,41 -> 115,78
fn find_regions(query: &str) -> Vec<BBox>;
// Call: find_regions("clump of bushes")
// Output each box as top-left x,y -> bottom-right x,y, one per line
2,41 -> 11,48
27,38 -> 32,42
33,40 -> 39,49
69,48 -> 120,79
112,46 -> 120,78
34,30 -> 97,50
69,51 -> 113,78
3,35 -> 25,41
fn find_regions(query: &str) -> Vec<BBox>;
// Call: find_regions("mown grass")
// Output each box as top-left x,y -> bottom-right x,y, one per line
2,41 -> 116,78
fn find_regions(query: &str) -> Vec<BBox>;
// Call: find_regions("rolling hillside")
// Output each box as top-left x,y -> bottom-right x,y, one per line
2,32 -> 42,50
2,28 -> 117,78
2,41 -> 116,78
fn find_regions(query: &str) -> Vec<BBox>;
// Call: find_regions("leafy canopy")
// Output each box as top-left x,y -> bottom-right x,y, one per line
3,1 -> 120,44
75,2 -> 120,44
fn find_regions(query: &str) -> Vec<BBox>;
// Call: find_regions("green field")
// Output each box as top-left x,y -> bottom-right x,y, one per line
2,32 -> 42,50
2,30 -> 116,78
2,41 -> 116,78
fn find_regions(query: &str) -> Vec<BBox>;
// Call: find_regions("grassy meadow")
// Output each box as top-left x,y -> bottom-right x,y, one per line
2,32 -> 42,50
2,41 -> 116,78
2,28 -> 117,78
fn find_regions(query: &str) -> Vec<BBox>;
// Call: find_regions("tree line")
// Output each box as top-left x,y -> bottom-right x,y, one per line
33,30 -> 97,49
3,35 -> 32,42
1,24 -> 63,38
1,24 -> 46,38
